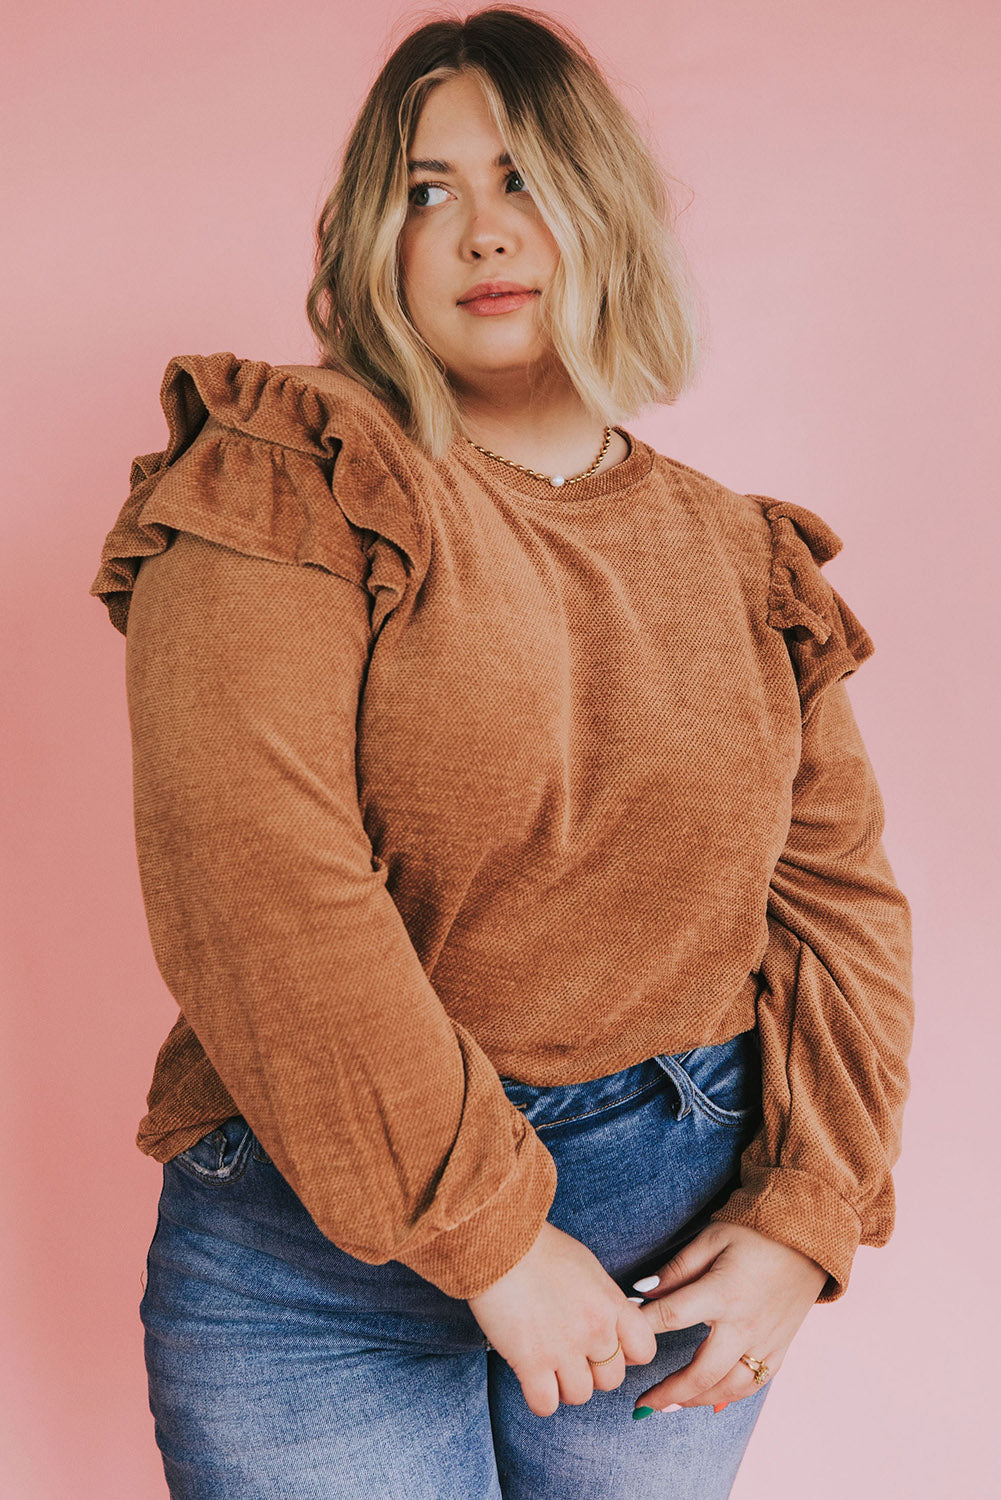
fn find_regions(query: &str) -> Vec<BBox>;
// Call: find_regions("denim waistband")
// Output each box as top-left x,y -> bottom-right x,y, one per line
497,1054 -> 669,1124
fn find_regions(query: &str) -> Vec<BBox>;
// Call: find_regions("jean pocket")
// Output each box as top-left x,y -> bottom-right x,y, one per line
652,1027 -> 762,1127
169,1115 -> 255,1184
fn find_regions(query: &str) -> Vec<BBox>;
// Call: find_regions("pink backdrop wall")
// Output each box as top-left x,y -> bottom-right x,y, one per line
3,1 -> 997,1493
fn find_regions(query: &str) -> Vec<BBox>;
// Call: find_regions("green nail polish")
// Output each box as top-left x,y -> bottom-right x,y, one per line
632,1405 -> 655,1420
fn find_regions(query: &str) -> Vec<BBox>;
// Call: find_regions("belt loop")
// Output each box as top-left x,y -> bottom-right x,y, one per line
650,1054 -> 694,1119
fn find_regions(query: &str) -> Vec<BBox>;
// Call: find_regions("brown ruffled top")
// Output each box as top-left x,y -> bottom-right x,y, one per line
89,352 -> 913,1302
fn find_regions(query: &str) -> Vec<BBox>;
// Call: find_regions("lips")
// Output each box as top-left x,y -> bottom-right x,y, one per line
458,281 -> 536,304
459,290 -> 538,317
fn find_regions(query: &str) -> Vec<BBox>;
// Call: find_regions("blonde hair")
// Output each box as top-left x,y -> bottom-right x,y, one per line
305,4 -> 705,459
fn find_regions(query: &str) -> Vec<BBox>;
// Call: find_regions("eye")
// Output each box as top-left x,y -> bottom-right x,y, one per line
407,181 -> 451,209
407,170 -> 529,210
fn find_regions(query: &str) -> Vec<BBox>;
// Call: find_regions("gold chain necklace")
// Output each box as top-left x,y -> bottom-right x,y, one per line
464,426 -> 613,488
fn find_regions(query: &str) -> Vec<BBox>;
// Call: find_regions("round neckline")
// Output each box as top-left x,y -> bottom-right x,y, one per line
450,424 -> 654,507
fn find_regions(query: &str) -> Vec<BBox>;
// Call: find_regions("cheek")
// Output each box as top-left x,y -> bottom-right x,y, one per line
401,266 -> 455,347
397,239 -> 422,319
398,231 -> 433,310
536,225 -> 560,270
397,229 -> 413,285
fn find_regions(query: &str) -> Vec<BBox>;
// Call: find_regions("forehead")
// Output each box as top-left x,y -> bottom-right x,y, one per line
407,73 -> 508,167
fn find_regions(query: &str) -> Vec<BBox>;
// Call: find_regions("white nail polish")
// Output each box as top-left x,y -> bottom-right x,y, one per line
626,1295 -> 645,1304
632,1274 -> 660,1293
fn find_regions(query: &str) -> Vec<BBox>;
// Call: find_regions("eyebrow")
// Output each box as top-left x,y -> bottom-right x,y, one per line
406,150 -> 513,174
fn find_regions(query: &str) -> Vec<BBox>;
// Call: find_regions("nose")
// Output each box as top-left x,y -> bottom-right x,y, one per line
461,201 -> 518,261
466,227 -> 509,259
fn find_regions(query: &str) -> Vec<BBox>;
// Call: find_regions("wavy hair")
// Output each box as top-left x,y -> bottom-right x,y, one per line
305,4 -> 705,459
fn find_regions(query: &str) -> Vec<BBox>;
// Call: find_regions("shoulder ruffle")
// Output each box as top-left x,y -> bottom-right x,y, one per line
89,353 -> 432,636
752,496 -> 876,712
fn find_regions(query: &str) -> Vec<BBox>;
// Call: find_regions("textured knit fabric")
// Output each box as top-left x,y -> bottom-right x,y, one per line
89,352 -> 914,1303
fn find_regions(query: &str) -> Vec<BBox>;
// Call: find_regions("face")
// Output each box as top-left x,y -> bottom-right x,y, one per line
398,72 -> 561,396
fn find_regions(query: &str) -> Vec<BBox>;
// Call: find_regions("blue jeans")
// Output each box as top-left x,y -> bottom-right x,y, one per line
140,1027 -> 773,1498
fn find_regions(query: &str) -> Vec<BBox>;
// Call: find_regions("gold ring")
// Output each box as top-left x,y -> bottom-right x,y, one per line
587,1340 -> 622,1366
739,1354 -> 770,1386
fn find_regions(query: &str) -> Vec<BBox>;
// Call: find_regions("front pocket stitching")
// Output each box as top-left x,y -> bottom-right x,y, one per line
668,1041 -> 761,1128
529,1077 -> 665,1132
685,1085 -> 758,1128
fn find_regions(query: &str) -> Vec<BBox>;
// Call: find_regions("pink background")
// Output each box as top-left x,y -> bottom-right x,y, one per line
3,1 -> 997,1493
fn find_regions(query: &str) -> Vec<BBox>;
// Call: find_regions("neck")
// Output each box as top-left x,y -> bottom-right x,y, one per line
453,361 -> 619,479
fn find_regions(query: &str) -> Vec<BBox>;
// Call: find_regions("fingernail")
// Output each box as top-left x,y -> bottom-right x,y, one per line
625,1295 -> 645,1305
632,1274 -> 660,1293
632,1406 -> 655,1420
713,1402 -> 729,1414
661,1403 -> 683,1413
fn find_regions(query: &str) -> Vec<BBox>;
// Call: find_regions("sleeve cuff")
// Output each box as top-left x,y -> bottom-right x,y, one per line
394,1119 -> 559,1300
708,1166 -> 863,1303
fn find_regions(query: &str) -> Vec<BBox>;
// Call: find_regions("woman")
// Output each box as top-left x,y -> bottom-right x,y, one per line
89,7 -> 914,1498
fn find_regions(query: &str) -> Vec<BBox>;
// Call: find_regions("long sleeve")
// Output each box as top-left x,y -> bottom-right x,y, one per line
85,359 -> 562,1303
123,528 -> 558,1299
708,502 -> 914,1301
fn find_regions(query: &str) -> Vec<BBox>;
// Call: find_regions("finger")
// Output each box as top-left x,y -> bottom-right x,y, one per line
587,1351 -> 628,1393
675,1352 -> 776,1410
634,1227 -> 726,1299
618,1303 -> 659,1368
559,1355 -> 613,1406
634,1324 -> 749,1412
516,1363 -> 561,1420
579,1307 -> 654,1394
635,1264 -> 724,1337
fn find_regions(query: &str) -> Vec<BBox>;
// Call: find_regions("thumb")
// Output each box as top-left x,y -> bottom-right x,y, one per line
632,1229 -> 724,1301
636,1270 -> 715,1336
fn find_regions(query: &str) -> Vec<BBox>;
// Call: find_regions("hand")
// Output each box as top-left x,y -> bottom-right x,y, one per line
467,1220 -> 659,1418
631,1221 -> 828,1415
